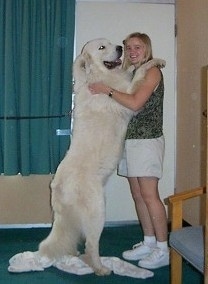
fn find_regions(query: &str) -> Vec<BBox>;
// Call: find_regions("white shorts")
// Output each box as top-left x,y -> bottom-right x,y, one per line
117,136 -> 165,179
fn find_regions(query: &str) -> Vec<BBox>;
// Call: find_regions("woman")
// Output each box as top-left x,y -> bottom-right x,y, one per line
89,32 -> 169,269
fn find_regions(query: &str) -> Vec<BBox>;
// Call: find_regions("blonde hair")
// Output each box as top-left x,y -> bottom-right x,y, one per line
122,32 -> 153,70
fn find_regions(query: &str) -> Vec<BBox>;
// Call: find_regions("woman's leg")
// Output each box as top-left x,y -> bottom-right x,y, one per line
137,177 -> 169,269
137,177 -> 168,242
122,177 -> 157,261
128,177 -> 155,237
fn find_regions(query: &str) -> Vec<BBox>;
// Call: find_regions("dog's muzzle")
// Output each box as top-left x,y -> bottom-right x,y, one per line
103,45 -> 123,69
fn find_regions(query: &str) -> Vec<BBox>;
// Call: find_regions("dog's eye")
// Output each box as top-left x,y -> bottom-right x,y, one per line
99,45 -> 105,50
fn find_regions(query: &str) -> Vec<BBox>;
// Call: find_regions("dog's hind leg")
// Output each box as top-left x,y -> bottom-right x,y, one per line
38,210 -> 79,260
38,181 -> 80,260
80,187 -> 111,276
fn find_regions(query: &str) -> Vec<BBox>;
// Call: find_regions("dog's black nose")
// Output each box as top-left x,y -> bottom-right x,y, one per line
116,45 -> 123,53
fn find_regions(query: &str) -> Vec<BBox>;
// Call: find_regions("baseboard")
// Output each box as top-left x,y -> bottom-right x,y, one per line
105,220 -> 139,227
0,219 -> 190,230
0,223 -> 52,229
0,220 -> 139,229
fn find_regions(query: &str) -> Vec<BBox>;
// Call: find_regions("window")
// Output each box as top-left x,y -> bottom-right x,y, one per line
0,0 -> 75,175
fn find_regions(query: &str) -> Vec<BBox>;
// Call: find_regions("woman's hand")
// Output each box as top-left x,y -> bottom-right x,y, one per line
88,82 -> 110,95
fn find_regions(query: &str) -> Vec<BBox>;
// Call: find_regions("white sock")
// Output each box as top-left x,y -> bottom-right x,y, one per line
157,241 -> 168,252
144,236 -> 156,246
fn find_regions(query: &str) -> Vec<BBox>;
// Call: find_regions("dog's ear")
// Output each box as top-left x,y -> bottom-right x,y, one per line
73,54 -> 89,92
81,52 -> 93,75
73,51 -> 94,92
74,54 -> 86,71
74,52 -> 92,74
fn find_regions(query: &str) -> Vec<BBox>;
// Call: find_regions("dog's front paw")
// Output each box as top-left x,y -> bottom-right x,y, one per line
155,58 -> 166,68
145,58 -> 166,70
151,58 -> 166,68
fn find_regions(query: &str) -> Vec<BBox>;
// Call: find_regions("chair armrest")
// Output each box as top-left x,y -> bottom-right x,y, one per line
168,186 -> 206,230
168,186 -> 205,203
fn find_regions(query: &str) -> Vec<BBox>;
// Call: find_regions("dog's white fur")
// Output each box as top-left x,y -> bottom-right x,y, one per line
38,38 -> 165,276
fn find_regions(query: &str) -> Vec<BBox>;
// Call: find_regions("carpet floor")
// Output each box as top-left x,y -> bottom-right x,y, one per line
0,224 -> 203,283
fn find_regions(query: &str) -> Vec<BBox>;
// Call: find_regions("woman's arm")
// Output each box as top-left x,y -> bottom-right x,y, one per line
89,67 -> 161,112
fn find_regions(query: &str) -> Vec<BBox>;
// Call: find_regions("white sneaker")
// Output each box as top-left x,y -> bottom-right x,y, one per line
138,248 -> 169,269
122,242 -> 156,261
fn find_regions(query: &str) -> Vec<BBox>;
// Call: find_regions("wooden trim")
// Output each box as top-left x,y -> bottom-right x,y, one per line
204,67 -> 208,284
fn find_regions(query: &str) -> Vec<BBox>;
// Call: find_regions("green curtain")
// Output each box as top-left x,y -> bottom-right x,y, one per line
0,0 -> 75,175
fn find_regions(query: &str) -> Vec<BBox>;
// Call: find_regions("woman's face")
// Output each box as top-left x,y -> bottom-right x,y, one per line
125,37 -> 146,65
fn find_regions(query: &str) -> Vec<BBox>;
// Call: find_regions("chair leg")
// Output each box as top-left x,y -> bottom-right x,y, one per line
171,248 -> 182,284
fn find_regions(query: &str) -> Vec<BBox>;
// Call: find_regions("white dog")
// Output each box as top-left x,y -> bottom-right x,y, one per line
38,38 -> 165,276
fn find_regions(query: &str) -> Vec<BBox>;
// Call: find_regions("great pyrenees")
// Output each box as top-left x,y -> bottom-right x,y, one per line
38,38 -> 165,276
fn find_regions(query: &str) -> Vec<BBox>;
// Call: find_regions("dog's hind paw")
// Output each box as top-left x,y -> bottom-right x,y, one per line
94,265 -> 111,276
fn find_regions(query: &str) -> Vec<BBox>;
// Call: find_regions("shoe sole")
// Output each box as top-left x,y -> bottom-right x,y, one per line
138,261 -> 169,269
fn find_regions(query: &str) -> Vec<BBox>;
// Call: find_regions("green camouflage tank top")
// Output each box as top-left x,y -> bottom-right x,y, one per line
125,71 -> 164,139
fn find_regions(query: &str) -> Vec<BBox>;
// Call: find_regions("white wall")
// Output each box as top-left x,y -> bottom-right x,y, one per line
75,0 -> 175,223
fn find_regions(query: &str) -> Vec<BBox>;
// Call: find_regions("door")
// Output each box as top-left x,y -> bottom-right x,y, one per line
75,0 -> 175,223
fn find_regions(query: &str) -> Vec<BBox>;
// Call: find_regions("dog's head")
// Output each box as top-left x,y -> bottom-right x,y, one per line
81,38 -> 123,71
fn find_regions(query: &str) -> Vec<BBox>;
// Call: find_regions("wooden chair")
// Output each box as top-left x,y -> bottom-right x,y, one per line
168,187 -> 206,283
168,67 -> 208,284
